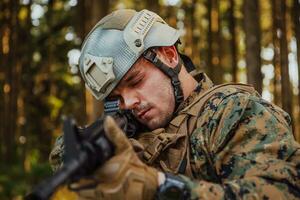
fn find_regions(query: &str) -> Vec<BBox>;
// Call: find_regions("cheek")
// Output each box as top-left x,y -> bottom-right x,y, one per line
135,66 -> 175,112
143,76 -> 174,109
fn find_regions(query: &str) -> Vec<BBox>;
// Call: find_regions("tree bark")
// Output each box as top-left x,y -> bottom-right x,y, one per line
272,0 -> 281,106
190,0 -> 199,61
0,0 -> 20,164
146,0 -> 160,12
18,0 -> 32,168
273,0 -> 292,116
229,0 -> 237,82
207,0 -> 222,84
181,0 -> 198,62
293,0 -> 300,140
0,0 -> 5,162
244,0 -> 262,94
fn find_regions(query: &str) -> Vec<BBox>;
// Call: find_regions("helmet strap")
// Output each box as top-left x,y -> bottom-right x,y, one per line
143,50 -> 184,109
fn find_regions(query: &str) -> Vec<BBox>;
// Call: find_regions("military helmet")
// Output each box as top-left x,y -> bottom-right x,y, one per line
79,9 -> 181,100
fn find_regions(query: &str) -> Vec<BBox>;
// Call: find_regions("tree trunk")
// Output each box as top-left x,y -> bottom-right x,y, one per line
273,0 -> 292,116
207,0 -> 222,84
146,0 -> 160,12
0,0 -> 20,164
18,1 -> 32,168
293,0 -> 300,140
229,0 -> 237,82
207,0 -> 212,77
182,0 -> 197,62
244,0 -> 262,94
0,0 -> 5,162
190,0 -> 199,62
272,0 -> 281,106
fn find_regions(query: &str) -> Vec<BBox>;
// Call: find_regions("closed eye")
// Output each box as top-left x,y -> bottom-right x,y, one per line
128,74 -> 144,87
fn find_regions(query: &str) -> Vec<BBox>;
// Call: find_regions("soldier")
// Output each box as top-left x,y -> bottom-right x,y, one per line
50,9 -> 300,199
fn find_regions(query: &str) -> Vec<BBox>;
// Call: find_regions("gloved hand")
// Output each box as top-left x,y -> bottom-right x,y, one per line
77,116 -> 159,200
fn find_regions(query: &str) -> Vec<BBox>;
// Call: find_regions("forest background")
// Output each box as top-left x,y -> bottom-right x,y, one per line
1,0 -> 300,199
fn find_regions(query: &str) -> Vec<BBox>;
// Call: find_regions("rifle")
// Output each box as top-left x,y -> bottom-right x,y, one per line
25,110 -> 146,200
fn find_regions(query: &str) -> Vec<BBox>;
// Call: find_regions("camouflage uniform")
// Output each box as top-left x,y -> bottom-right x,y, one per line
50,73 -> 300,199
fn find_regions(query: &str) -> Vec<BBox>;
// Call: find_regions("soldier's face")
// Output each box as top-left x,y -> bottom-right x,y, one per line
109,56 -> 175,130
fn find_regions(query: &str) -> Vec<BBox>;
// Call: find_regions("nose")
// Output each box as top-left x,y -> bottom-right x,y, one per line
119,89 -> 140,110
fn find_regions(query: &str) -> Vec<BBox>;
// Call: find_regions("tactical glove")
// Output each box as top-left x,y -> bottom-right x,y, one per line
77,116 -> 159,200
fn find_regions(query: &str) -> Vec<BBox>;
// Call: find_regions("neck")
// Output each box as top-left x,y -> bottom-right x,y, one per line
178,66 -> 198,100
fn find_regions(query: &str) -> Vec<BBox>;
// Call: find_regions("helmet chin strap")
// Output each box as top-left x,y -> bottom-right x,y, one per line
143,50 -> 184,110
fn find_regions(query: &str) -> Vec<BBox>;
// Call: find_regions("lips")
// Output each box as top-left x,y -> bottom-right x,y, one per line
137,108 -> 151,119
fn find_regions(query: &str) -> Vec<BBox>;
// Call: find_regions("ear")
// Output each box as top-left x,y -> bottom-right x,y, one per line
157,46 -> 178,68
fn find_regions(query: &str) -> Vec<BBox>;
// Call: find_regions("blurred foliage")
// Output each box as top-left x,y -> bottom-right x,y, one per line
0,0 -> 299,199
0,150 -> 51,199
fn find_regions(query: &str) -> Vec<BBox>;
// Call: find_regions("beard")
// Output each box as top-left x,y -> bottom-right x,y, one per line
132,101 -> 174,130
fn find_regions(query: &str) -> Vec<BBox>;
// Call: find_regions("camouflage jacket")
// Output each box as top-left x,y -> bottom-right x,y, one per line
50,73 -> 300,199
167,73 -> 300,199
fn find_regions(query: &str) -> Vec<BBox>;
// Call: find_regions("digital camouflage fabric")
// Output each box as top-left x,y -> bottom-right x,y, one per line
49,73 -> 300,199
132,72 -> 300,200
172,73 -> 300,199
49,135 -> 64,172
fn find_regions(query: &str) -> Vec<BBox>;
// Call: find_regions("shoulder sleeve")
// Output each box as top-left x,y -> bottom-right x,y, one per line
49,135 -> 64,172
186,92 -> 300,199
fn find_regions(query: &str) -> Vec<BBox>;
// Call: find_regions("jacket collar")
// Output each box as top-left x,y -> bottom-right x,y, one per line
175,72 -> 214,116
